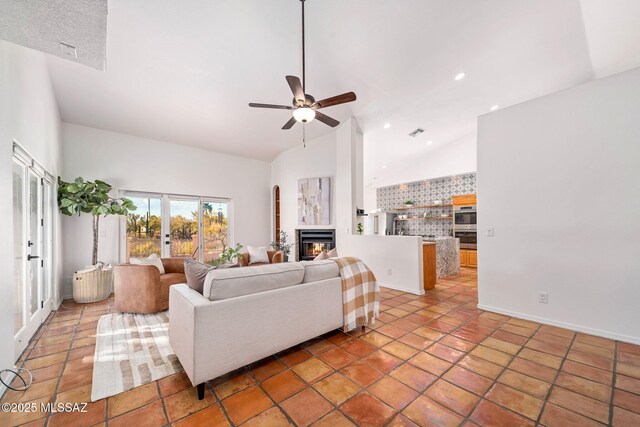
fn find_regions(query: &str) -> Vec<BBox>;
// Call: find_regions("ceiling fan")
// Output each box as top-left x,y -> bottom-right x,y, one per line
249,0 -> 356,130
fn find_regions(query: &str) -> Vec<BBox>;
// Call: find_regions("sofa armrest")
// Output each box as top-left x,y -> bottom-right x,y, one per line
114,264 -> 162,313
162,257 -> 186,274
238,253 -> 250,267
270,251 -> 284,264
169,284 -> 209,386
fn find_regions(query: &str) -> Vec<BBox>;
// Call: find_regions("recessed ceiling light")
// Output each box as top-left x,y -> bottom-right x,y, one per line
383,123 -> 391,129
490,105 -> 499,111
455,72 -> 466,81
382,165 -> 387,169
427,140 -> 433,145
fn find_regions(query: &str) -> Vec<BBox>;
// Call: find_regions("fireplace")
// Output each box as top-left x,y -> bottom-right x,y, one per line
296,229 -> 336,261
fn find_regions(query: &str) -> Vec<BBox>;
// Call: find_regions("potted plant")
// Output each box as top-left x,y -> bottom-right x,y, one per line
404,200 -> 415,206
58,177 -> 136,302
357,223 -> 364,234
271,231 -> 293,262
211,243 -> 244,266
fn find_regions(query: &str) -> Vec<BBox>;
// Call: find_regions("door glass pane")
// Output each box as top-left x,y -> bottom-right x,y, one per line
170,199 -> 199,259
13,162 -> 25,334
203,201 -> 228,265
126,196 -> 162,260
28,173 -> 39,316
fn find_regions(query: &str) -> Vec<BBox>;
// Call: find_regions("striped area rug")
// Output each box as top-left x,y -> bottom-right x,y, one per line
91,311 -> 183,401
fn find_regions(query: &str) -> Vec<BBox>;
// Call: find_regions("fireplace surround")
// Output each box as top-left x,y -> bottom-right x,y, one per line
296,229 -> 336,261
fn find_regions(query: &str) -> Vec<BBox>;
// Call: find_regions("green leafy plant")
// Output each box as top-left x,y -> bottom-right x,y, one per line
217,243 -> 244,265
357,223 -> 364,234
271,231 -> 293,261
58,177 -> 136,265
404,200 -> 415,205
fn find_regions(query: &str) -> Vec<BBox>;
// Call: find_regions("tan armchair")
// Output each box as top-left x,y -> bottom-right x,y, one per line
238,250 -> 284,267
114,257 -> 186,313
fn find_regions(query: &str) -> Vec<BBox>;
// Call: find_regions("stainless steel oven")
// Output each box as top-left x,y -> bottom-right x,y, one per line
454,205 -> 476,231
454,230 -> 477,249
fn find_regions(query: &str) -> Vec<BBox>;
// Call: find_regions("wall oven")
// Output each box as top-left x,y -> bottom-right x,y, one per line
454,230 -> 477,249
454,205 -> 476,231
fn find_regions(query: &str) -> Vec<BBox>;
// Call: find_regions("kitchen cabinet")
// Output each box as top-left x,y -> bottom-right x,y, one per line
468,250 -> 477,267
423,244 -> 436,290
460,249 -> 477,268
452,194 -> 477,206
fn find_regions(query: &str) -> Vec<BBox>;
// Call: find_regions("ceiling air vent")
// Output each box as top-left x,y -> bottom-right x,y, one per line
409,128 -> 424,137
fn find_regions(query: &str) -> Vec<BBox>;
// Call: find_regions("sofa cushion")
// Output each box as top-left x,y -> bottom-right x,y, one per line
184,259 -> 214,294
203,262 -> 305,301
247,245 -> 270,264
159,273 -> 187,304
130,253 -> 165,274
313,252 -> 329,261
301,260 -> 340,283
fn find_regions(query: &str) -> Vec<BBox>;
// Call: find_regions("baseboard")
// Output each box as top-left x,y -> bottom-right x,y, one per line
477,304 -> 640,345
378,282 -> 424,296
0,367 -> 17,399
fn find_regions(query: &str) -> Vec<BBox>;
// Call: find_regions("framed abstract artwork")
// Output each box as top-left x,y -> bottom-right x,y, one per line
297,177 -> 330,225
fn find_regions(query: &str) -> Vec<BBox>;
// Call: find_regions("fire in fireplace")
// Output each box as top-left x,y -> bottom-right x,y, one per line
296,229 -> 336,261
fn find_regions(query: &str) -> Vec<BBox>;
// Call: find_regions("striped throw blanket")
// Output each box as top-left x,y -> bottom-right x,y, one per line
334,257 -> 380,332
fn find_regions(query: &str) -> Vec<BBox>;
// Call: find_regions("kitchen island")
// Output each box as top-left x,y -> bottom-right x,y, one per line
422,237 -> 460,289
339,234 -> 459,296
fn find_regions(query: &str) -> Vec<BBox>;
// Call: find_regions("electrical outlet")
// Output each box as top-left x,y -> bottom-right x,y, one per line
538,292 -> 548,304
387,268 -> 392,276
487,227 -> 495,237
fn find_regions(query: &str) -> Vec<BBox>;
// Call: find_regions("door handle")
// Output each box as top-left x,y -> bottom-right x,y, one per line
28,255 -> 40,261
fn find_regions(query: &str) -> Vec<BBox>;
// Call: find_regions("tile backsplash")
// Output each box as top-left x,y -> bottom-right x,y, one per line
376,173 -> 476,236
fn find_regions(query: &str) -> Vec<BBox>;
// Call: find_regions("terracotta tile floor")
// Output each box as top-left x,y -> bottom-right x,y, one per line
2,268 -> 640,426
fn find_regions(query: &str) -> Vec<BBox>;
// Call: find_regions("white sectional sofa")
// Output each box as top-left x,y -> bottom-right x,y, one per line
169,260 -> 343,399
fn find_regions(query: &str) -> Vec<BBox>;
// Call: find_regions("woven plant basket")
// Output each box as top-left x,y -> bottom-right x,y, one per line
73,269 -> 113,303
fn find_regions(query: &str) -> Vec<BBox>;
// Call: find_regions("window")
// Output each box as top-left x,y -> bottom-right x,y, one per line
126,196 -> 162,258
122,192 -> 231,265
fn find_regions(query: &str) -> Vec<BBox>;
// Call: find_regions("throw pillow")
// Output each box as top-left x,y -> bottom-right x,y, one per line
130,253 -> 165,274
314,251 -> 329,261
327,247 -> 338,258
184,258 -> 215,294
248,245 -> 270,264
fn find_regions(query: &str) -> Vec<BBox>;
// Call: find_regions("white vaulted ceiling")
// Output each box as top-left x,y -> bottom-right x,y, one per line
37,0 -> 640,163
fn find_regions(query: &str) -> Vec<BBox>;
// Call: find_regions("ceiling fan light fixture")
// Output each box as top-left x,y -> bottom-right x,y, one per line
293,107 -> 316,123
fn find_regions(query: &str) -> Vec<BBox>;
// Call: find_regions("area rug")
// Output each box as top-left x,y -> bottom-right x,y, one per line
91,311 -> 183,401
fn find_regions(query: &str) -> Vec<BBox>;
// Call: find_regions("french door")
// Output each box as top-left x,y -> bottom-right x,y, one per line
123,192 -> 231,265
13,150 -> 54,360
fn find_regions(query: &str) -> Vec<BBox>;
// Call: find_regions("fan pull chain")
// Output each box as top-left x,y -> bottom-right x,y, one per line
303,123 -> 306,148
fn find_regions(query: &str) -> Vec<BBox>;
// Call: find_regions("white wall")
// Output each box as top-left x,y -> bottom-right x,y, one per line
478,67 -> 640,344
61,124 -> 271,295
270,132 -> 337,243
0,41 -> 62,374
370,134 -> 477,189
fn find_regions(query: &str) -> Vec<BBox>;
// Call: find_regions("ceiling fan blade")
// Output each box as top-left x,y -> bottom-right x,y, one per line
315,111 -> 340,128
286,75 -> 305,104
282,116 -> 297,130
249,103 -> 293,110
315,92 -> 357,109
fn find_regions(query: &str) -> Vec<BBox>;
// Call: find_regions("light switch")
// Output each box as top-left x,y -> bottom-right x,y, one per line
487,227 -> 495,237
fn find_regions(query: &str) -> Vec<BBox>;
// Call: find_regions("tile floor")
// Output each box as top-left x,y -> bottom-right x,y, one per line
2,268 -> 640,426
